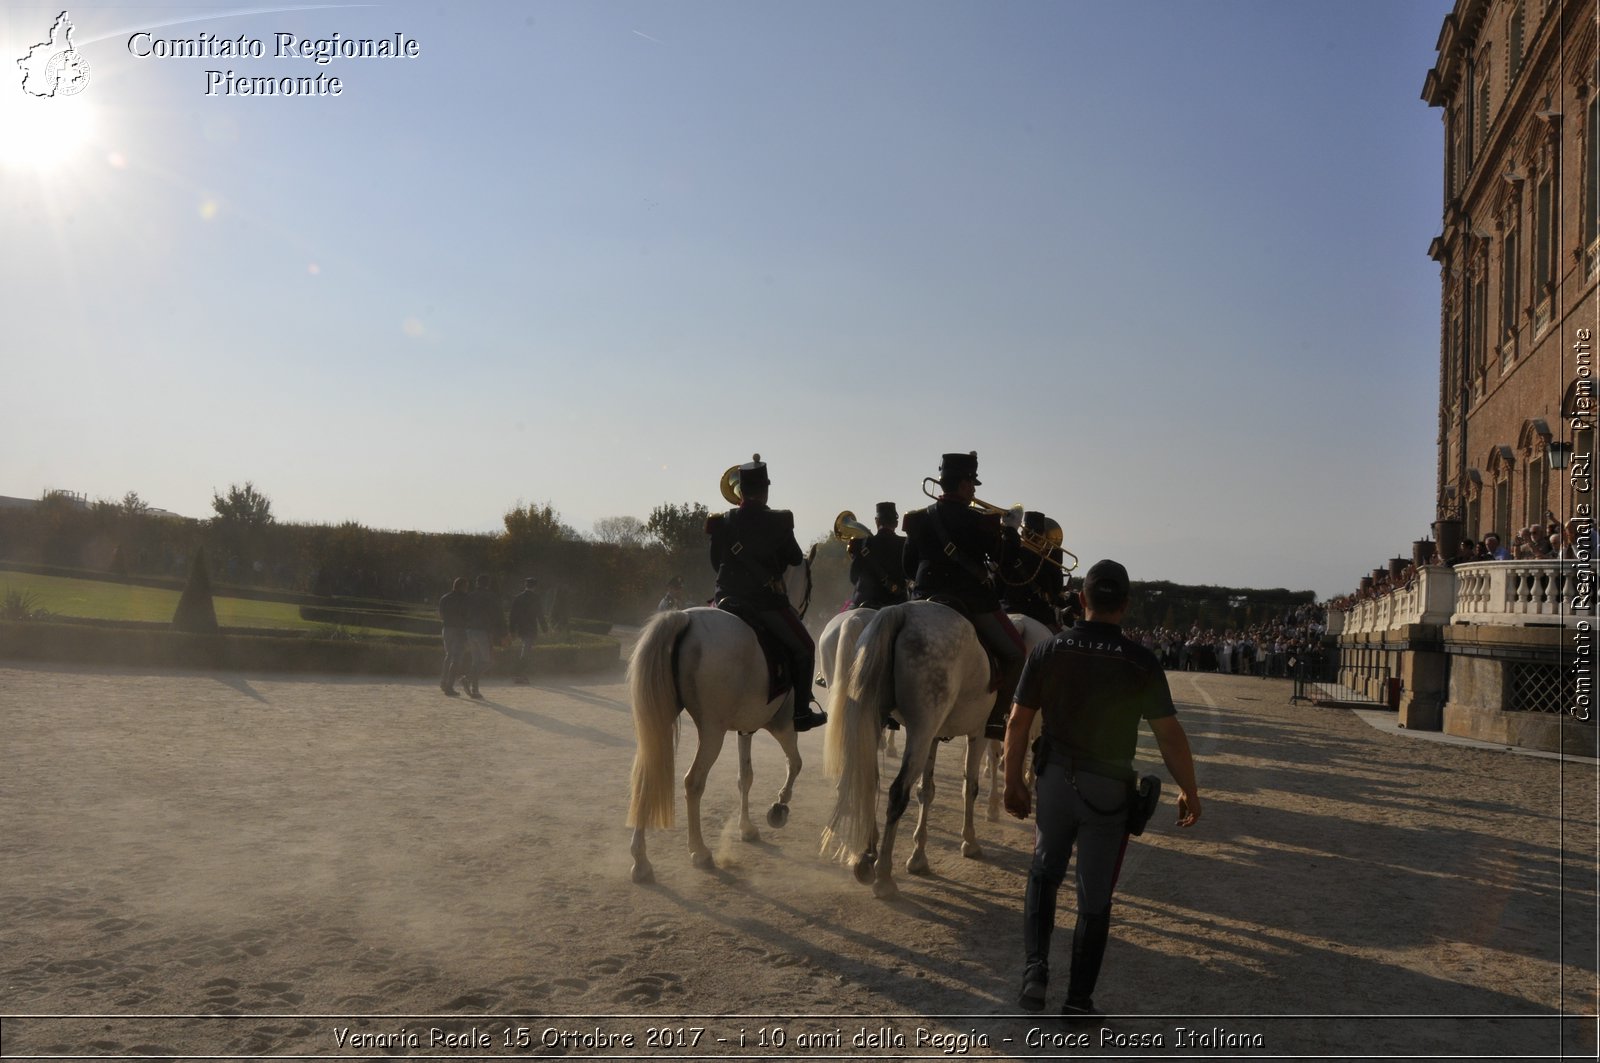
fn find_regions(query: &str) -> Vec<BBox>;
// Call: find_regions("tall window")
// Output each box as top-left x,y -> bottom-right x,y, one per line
1494,476 -> 1512,543
1535,168 -> 1555,297
1501,228 -> 1520,367
1526,448 -> 1547,527
1476,52 -> 1493,158
1471,269 -> 1488,394
1509,4 -> 1526,80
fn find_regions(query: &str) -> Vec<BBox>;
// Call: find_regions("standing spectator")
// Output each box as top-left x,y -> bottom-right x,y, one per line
463,574 -> 505,700
437,577 -> 471,697
507,577 -> 547,685
1484,533 -> 1511,560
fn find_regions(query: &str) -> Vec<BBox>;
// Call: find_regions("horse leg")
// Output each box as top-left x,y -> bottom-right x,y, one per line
961,736 -> 985,859
684,725 -> 728,869
766,725 -> 801,830
906,743 -> 937,875
737,732 -> 760,843
872,745 -> 922,899
629,827 -> 654,884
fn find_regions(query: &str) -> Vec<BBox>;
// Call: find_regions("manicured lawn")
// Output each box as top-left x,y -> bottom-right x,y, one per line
3,572 -> 340,631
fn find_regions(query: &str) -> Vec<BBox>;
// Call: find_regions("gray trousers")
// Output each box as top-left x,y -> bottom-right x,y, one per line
1022,760 -> 1129,981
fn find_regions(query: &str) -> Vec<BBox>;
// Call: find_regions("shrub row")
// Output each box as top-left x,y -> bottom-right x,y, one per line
0,621 -> 619,677
298,605 -> 441,636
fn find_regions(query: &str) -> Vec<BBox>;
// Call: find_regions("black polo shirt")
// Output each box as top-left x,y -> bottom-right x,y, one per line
1014,619 -> 1176,782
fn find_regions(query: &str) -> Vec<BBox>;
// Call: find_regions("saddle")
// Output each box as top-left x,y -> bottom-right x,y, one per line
715,600 -> 790,703
921,595 -> 1000,693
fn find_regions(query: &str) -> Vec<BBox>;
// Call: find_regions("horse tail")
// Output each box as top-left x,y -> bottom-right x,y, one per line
626,609 -> 689,830
822,608 -> 874,779
822,604 -> 904,859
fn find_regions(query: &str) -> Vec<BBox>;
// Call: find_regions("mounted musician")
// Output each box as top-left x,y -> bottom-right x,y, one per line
901,451 -> 1027,740
706,456 -> 828,733
1001,510 -> 1070,633
845,502 -> 908,610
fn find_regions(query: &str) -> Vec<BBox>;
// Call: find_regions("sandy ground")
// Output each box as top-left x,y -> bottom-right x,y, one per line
1,653 -> 1596,1061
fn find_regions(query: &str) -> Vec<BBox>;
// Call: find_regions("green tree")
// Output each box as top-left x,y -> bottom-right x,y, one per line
211,481 -> 274,528
645,502 -> 710,554
591,515 -> 647,547
503,501 -> 578,547
121,491 -> 150,516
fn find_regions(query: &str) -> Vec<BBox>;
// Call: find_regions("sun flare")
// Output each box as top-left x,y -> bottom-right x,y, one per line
0,93 -> 97,171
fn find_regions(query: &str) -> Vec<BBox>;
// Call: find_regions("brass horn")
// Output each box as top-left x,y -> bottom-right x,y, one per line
833,510 -> 871,543
720,464 -> 742,506
719,453 -> 762,506
919,477 -> 1020,523
1019,516 -> 1079,573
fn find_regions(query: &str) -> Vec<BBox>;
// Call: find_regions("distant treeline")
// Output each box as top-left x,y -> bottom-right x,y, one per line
0,493 -> 1316,629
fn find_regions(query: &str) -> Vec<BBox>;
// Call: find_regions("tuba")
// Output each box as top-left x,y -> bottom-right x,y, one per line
832,510 -> 871,543
719,453 -> 761,506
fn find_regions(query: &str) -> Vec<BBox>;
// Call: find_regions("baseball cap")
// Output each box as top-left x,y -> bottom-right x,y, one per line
1084,559 -> 1130,600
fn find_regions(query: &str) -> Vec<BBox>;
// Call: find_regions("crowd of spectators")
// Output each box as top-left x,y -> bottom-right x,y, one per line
1324,516 -> 1592,613
1124,603 -> 1328,679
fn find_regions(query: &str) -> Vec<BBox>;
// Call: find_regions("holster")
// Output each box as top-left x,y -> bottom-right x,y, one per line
1031,733 -> 1050,778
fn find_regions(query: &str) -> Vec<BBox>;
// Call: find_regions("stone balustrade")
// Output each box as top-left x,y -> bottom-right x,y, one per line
1332,561 -> 1585,634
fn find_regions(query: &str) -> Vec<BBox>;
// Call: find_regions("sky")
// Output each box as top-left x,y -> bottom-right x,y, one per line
2,0 -> 1455,600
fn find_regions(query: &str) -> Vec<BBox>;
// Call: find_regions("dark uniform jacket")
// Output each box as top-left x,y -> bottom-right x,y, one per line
848,529 -> 908,608
707,503 -> 803,610
902,498 -> 1003,613
1015,620 -> 1176,783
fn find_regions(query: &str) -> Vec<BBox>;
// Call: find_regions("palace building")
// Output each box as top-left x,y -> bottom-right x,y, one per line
1328,0 -> 1596,756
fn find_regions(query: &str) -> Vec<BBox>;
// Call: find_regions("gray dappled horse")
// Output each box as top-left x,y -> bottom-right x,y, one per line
821,601 -> 1050,898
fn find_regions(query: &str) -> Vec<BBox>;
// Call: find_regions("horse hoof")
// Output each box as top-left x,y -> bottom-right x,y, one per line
631,863 -> 655,885
692,851 -> 715,870
853,855 -> 876,884
961,841 -> 983,859
872,879 -> 899,900
907,855 -> 931,876
742,825 -> 762,843
985,807 -> 1000,823
766,804 -> 789,829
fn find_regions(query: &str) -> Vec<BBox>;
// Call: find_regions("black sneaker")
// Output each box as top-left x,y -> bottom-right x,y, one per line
1060,997 -> 1103,1024
1018,974 -> 1047,1012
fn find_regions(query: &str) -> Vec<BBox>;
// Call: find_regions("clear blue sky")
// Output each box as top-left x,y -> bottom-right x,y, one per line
2,0 -> 1452,599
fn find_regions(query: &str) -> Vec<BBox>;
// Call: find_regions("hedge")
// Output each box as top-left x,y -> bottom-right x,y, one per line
0,621 -> 619,677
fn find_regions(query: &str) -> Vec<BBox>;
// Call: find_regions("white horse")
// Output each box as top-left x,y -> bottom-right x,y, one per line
816,607 -> 896,755
821,601 -> 1049,898
626,560 -> 812,884
983,614 -> 1054,821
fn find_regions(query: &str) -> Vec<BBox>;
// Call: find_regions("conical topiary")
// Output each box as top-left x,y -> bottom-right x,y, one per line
172,547 -> 219,633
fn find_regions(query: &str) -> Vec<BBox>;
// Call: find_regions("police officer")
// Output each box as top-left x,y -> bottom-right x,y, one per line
507,577 -> 547,685
706,458 -> 827,732
848,502 -> 909,609
1003,559 -> 1201,1020
463,573 -> 506,700
901,451 -> 1027,740
1001,510 -> 1067,633
437,576 -> 472,696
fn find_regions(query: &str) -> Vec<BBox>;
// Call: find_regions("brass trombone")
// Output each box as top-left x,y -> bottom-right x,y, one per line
920,478 -> 1078,573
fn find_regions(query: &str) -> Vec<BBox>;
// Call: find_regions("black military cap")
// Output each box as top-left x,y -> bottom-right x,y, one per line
939,451 -> 980,485
1023,510 -> 1047,531
875,501 -> 898,522
738,459 -> 770,492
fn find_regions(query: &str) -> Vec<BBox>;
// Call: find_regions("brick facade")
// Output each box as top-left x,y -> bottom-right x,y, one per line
1423,0 -> 1598,542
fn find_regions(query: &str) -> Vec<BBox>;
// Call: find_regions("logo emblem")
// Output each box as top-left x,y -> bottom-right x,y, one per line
18,10 -> 90,97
